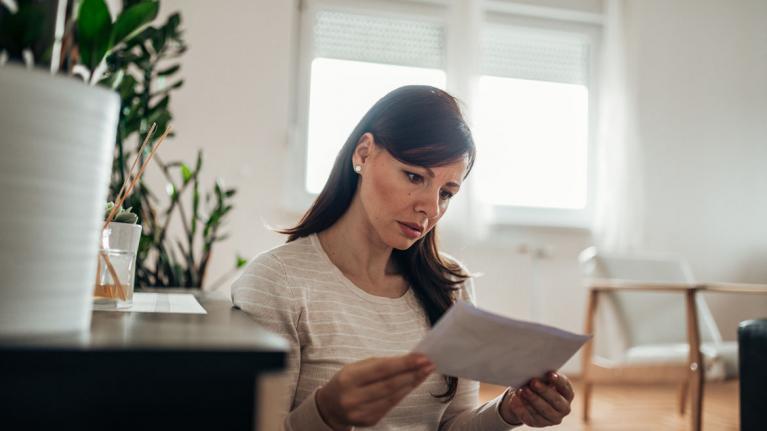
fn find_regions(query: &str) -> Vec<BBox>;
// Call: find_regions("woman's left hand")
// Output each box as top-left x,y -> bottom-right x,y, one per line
499,371 -> 574,427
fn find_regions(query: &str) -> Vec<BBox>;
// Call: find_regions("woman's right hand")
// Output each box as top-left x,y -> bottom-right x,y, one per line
315,353 -> 436,430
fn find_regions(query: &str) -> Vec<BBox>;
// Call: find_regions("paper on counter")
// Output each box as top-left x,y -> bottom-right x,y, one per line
412,301 -> 589,388
104,293 -> 207,314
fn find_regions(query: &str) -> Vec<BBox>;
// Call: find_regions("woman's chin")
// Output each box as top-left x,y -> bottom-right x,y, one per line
392,234 -> 420,250
377,231 -> 413,251
392,242 -> 413,251
378,226 -> 421,250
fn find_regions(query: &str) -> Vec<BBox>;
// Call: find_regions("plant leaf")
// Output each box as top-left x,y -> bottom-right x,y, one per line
138,234 -> 153,256
98,69 -> 125,89
151,94 -> 169,112
191,175 -> 199,236
180,164 -> 192,184
168,79 -> 184,90
166,12 -> 181,32
165,183 -> 177,200
0,2 -> 46,62
195,150 -> 203,173
77,0 -> 113,72
147,109 -> 171,131
114,211 -> 139,224
111,1 -> 159,47
156,64 -> 180,76
150,24 -> 166,52
236,255 -> 248,269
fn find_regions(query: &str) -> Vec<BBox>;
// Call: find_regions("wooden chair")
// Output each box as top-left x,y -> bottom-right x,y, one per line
578,247 -> 736,431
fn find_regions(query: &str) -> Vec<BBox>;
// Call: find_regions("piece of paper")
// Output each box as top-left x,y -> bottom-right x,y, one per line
412,301 -> 590,388
101,293 -> 207,314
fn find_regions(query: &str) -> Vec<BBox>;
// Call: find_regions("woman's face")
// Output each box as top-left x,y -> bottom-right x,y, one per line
353,133 -> 468,250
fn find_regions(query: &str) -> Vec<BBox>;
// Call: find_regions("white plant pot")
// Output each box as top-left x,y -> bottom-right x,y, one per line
0,65 -> 119,336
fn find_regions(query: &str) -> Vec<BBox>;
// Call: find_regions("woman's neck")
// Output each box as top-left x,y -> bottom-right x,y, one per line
317,198 -> 404,297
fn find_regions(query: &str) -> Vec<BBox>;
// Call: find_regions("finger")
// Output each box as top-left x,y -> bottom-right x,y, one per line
530,378 -> 571,415
355,365 -> 433,418
520,386 -> 562,424
347,353 -> 431,386
349,386 -> 413,426
513,392 -> 548,427
546,371 -> 575,402
356,363 -> 436,403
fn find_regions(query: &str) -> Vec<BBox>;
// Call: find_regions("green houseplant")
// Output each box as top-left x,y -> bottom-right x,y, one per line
2,0 -> 243,290
99,2 -> 243,288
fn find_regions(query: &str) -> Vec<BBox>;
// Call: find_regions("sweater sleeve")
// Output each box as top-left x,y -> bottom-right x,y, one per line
231,252 -> 335,431
438,268 -> 520,431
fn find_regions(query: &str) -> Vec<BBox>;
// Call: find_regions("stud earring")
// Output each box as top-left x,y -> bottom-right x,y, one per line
354,165 -> 362,173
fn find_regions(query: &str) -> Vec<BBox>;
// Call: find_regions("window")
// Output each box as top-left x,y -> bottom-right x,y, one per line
473,21 -> 596,227
294,1 -> 600,229
301,8 -> 447,194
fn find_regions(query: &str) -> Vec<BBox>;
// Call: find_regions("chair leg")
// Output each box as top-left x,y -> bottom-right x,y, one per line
689,370 -> 703,431
581,289 -> 598,423
582,382 -> 593,422
678,381 -> 689,415
685,289 -> 704,431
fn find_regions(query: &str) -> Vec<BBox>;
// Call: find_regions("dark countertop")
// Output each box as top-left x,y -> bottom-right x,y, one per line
0,289 -> 290,352
0,289 -> 289,430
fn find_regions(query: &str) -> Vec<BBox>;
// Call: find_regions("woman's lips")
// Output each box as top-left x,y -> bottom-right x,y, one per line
397,221 -> 422,239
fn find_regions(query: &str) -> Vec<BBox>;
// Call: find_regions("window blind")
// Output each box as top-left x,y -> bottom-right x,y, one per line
313,10 -> 446,69
481,24 -> 590,85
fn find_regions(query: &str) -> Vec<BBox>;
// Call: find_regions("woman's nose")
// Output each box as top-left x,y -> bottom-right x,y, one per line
415,188 -> 441,220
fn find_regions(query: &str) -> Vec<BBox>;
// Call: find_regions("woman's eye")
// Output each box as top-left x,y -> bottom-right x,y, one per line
405,172 -> 423,184
440,190 -> 454,200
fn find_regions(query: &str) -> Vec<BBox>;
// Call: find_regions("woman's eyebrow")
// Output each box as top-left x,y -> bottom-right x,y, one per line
421,167 -> 461,189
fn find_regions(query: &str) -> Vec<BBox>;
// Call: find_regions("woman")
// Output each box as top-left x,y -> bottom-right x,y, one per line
232,86 -> 574,430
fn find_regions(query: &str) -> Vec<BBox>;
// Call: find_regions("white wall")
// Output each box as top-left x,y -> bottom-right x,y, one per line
631,0 -> 767,340
148,0 -> 766,373
155,0 -> 298,291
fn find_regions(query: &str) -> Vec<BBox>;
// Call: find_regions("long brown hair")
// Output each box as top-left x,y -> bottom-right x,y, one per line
280,85 -> 476,401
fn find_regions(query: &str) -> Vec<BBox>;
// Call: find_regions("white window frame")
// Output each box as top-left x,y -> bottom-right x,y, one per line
477,4 -> 602,230
287,0 -> 603,230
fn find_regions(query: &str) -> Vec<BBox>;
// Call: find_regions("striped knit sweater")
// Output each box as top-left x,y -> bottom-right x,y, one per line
231,233 -> 516,431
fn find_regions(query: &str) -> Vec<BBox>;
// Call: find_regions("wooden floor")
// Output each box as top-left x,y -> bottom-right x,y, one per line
479,379 -> 739,431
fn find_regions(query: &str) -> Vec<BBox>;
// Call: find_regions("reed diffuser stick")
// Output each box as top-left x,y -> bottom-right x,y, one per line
104,123 -> 157,229
108,125 -> 172,223
97,123 -> 157,299
97,124 -> 171,302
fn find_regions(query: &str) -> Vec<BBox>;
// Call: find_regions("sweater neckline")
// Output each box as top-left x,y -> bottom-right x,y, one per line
308,233 -> 414,305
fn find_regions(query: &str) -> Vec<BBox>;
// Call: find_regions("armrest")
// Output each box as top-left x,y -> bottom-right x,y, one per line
704,282 -> 767,294
586,278 -> 703,293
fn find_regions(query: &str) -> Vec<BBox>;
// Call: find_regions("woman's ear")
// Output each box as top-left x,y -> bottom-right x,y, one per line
352,133 -> 375,167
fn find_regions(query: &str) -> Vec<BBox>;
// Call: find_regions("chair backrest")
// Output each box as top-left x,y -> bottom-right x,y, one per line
579,247 -> 722,350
